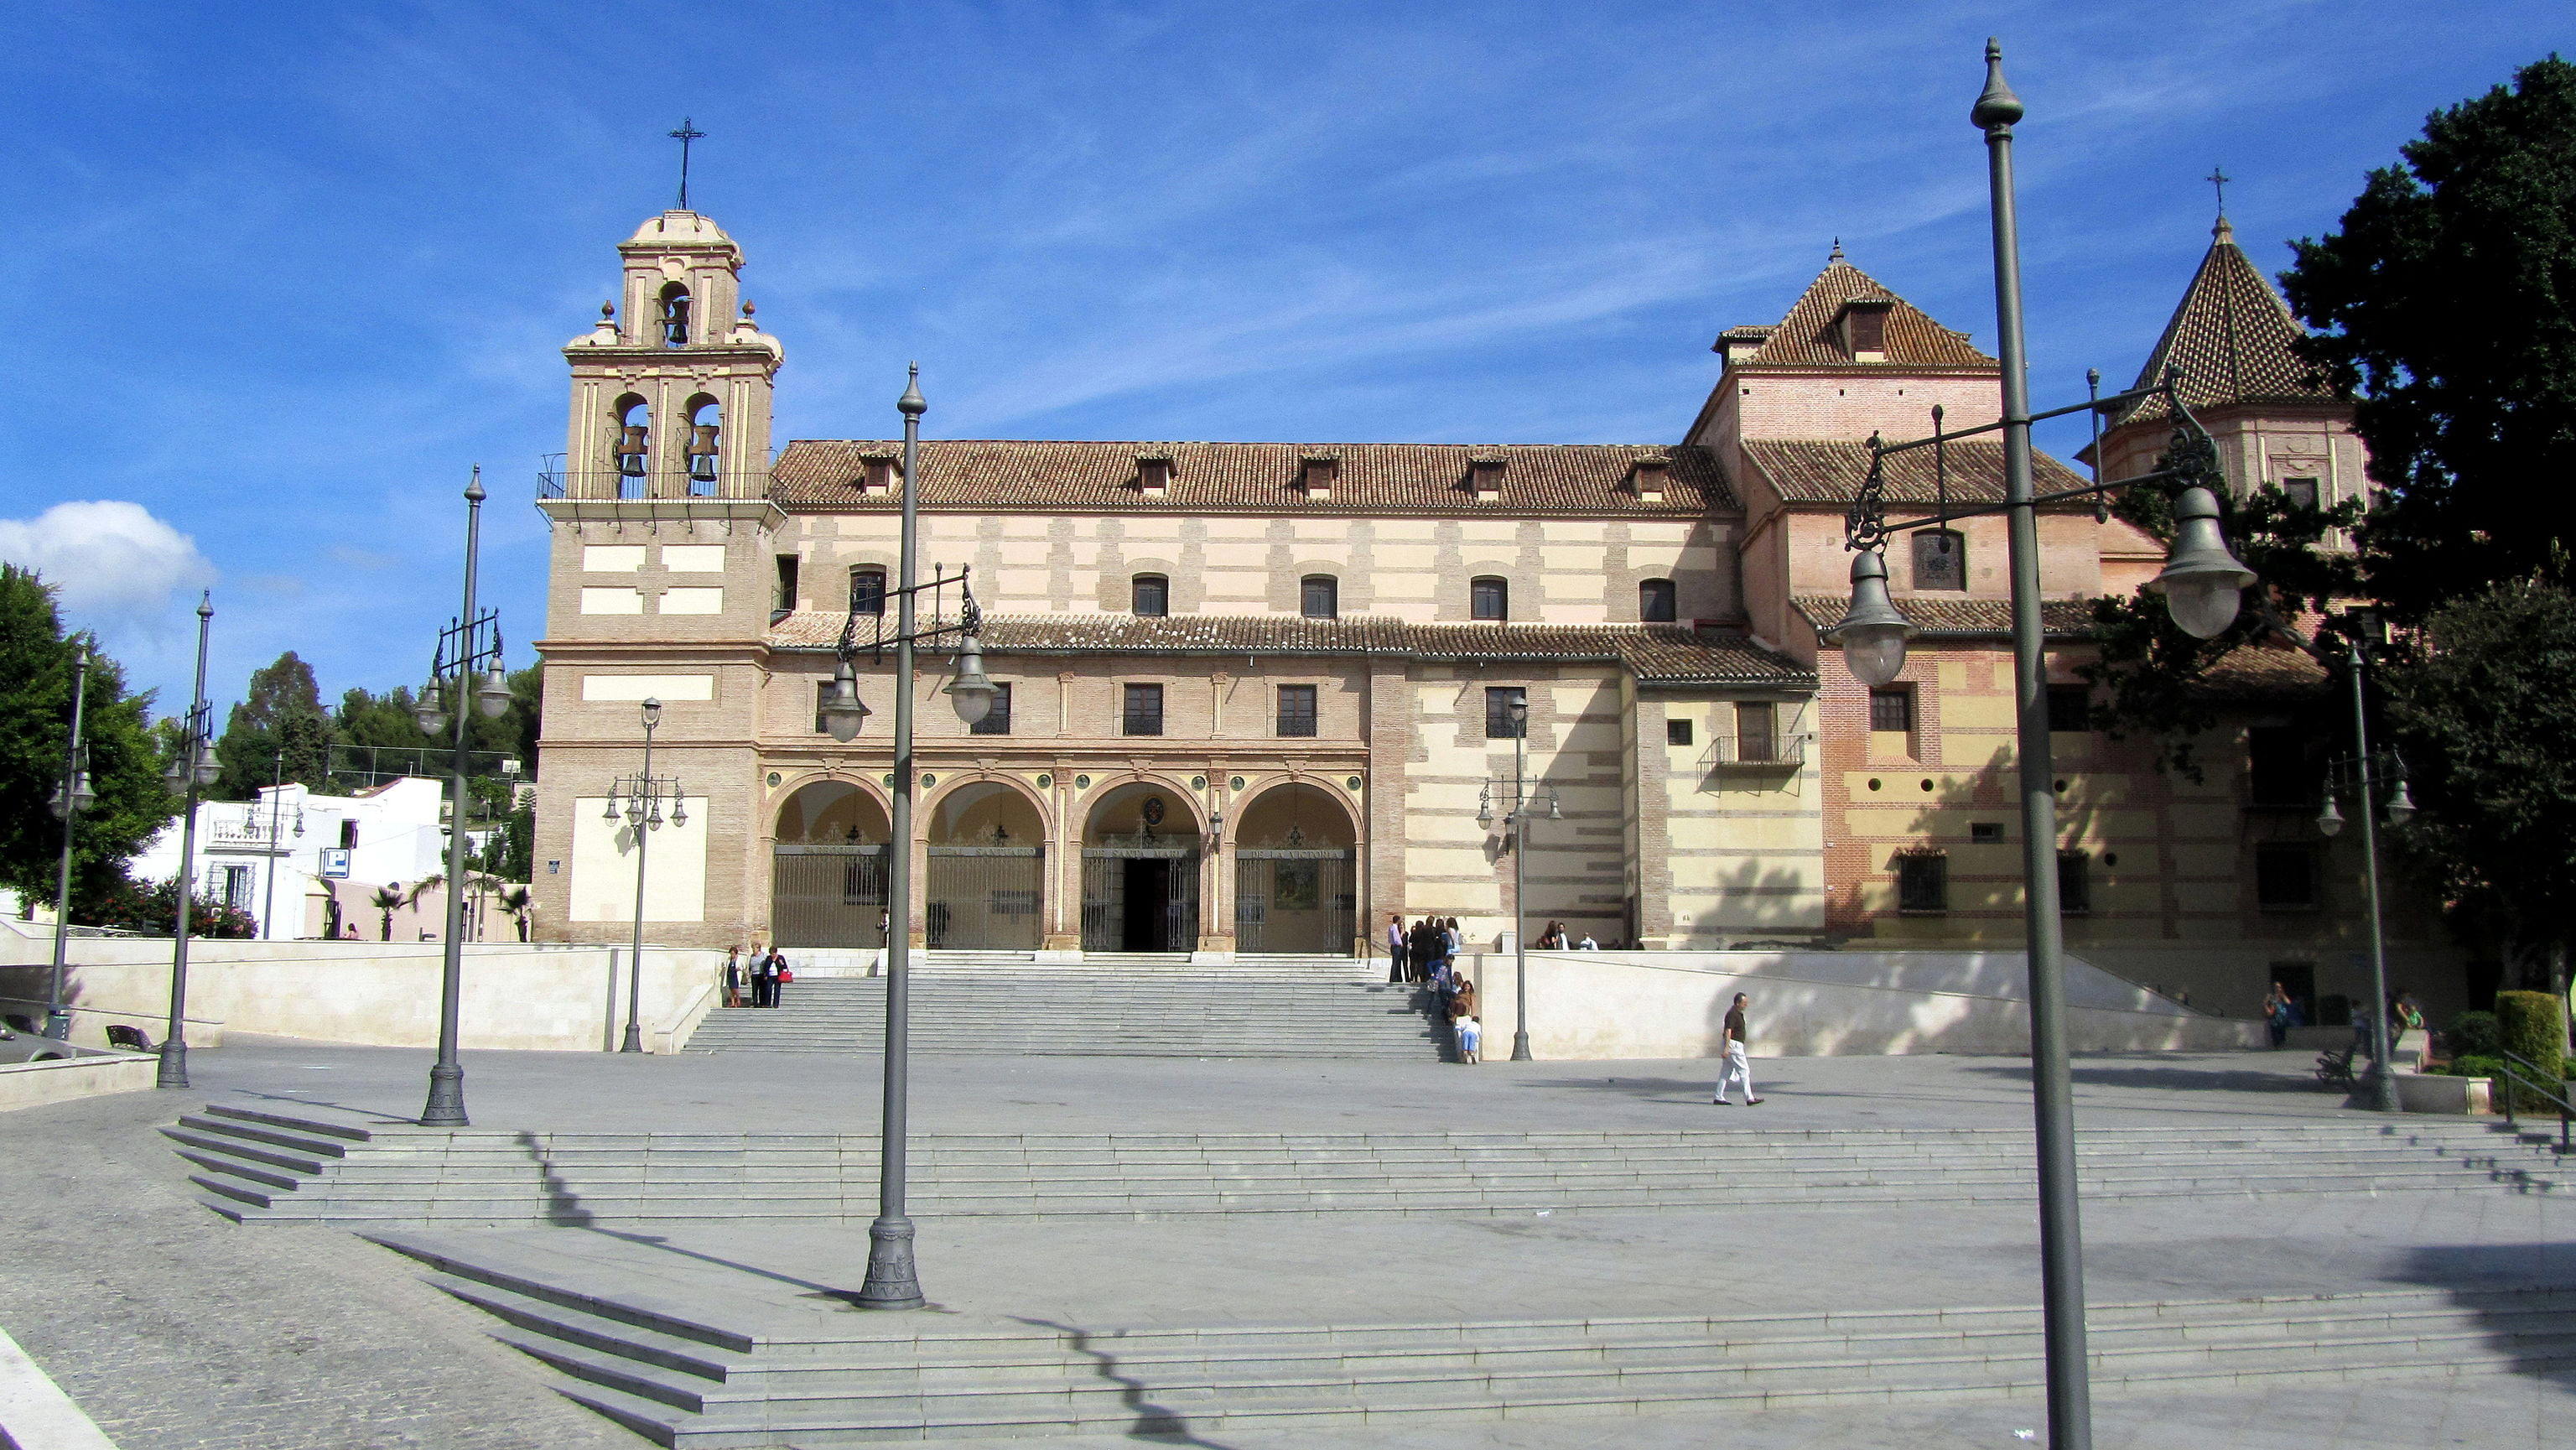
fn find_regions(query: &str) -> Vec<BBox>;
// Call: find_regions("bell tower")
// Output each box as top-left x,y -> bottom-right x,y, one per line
559,209 -> 782,501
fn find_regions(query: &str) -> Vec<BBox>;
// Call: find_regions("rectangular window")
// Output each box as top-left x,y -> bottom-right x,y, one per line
1301,576 -> 1337,620
813,682 -> 834,735
970,682 -> 1013,735
1276,684 -> 1318,737
1639,579 -> 1678,622
1912,532 -> 1966,590
1666,718 -> 1694,746
1131,575 -> 1169,617
2257,844 -> 2319,909
2058,851 -> 2091,914
773,554 -> 800,614
2246,725 -> 2309,807
1484,686 -> 1527,740
850,569 -> 886,616
1736,701 -> 1778,761
339,819 -> 359,850
1896,854 -> 1947,913
1847,307 -> 1887,354
1471,577 -> 1509,621
2047,685 -> 2090,733
1122,683 -> 1164,736
219,864 -> 255,910
1970,821 -> 2004,844
2283,476 -> 2320,509
1869,688 -> 1914,733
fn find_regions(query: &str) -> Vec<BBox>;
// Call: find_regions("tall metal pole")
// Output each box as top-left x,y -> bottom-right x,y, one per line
2350,650 -> 2400,1112
159,595 -> 215,1088
421,471 -> 484,1128
620,705 -> 659,1053
260,749 -> 285,939
1509,715 -> 1533,1061
44,647 -> 92,1040
858,364 -> 928,1310
1975,39 -> 2093,1448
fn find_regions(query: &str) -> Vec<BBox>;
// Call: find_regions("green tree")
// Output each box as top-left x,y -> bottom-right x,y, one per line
0,567 -> 178,918
2279,55 -> 2576,621
214,651 -> 334,799
2381,579 -> 2576,986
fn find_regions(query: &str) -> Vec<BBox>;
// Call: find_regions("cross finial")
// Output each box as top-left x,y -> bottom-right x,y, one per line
669,117 -> 707,210
2207,165 -> 2231,222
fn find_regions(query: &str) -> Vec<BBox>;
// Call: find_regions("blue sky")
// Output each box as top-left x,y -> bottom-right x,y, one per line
4,0 -> 2567,717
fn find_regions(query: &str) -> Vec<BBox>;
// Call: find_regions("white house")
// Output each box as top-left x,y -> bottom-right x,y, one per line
127,777 -> 514,942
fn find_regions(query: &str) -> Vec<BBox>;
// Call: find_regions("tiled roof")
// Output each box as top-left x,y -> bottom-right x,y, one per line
1734,254 -> 1997,372
769,440 -> 1733,515
766,612 -> 1814,686
2194,637 -> 2329,698
2117,220 -> 2336,426
1743,439 -> 2094,507
1791,596 -> 2096,639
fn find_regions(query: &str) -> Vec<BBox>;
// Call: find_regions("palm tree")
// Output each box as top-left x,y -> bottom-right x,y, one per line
499,885 -> 533,943
368,886 -> 402,942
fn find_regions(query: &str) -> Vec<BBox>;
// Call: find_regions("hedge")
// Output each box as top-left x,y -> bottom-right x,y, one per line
2493,991 -> 2567,1112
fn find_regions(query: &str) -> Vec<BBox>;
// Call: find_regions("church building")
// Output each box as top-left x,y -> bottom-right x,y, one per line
527,206 -> 2459,1023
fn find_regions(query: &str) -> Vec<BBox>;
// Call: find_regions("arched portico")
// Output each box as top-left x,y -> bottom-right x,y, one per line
1080,780 -> 1204,954
771,778 -> 891,948
925,778 -> 1048,950
1232,782 -> 1360,954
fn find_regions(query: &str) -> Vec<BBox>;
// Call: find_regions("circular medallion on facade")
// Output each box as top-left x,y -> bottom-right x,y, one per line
2104,852 -> 2119,869
1036,773 -> 1052,789
766,772 -> 782,787
1920,779 -> 1933,792
1229,776 -> 1246,791
1867,777 -> 1882,792
1075,774 -> 1092,789
920,774 -> 936,788
1140,798 -> 1166,825
1191,775 -> 1207,790
883,774 -> 896,787
1346,777 -> 1363,791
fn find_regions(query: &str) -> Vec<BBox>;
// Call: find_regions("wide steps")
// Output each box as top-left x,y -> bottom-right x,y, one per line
382,1251 -> 2576,1447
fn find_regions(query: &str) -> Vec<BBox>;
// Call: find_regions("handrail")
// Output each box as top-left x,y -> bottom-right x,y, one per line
2496,1046 -> 2573,1155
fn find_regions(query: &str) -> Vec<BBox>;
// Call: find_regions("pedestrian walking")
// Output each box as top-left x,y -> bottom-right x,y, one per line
2263,981 -> 2293,1049
723,945 -> 744,1008
1712,991 -> 1763,1105
1386,913 -> 1409,985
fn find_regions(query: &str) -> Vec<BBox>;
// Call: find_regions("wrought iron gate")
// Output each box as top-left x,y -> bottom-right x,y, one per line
1080,846 -> 1201,953
771,845 -> 890,948
1234,849 -> 1357,954
925,845 -> 1045,950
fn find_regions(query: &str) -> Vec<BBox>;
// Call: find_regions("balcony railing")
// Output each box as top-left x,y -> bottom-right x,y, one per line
538,466 -> 771,502
1707,732 -> 1811,767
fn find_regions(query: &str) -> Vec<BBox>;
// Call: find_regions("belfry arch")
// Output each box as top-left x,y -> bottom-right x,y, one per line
924,780 -> 1047,951
1080,781 -> 1203,954
1232,782 -> 1359,954
770,779 -> 891,949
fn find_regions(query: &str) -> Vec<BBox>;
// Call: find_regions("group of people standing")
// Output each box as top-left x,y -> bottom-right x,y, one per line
1384,914 -> 1482,1063
724,946 -> 794,1009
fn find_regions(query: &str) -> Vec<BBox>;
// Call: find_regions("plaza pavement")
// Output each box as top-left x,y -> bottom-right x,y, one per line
3,1035 -> 2570,1447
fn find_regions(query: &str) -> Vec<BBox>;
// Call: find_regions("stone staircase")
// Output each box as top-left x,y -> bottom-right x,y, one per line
362,1233 -> 2576,1447
169,1106 -> 2574,1228
683,959 -> 1439,1059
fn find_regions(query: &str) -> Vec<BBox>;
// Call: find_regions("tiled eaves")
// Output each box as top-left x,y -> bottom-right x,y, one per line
769,439 -> 1739,516
765,612 -> 1815,687
1744,439 -> 2095,508
1790,596 -> 2098,640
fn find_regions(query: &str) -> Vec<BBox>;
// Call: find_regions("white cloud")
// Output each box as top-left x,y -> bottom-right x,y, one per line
0,500 -> 217,628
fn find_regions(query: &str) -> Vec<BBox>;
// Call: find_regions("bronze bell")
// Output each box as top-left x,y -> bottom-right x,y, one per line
615,424 -> 649,477
688,424 -> 720,482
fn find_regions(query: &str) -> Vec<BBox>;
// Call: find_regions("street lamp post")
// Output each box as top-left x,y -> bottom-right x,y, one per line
817,365 -> 997,1312
413,466 -> 514,1127
605,699 -> 684,1053
258,748 -> 306,941
1816,43 -> 2262,1450
159,594 -> 220,1089
2315,627 -> 2412,1114
44,644 -> 96,1040
1477,694 -> 1558,1063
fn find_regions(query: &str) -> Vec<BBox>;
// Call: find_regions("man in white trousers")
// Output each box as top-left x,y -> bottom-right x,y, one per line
1713,991 -> 1763,1105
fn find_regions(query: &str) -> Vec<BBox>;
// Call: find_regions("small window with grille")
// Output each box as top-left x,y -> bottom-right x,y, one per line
970,682 -> 1013,735
1869,688 -> 1914,733
1132,574 -> 1169,617
1123,683 -> 1165,736
1485,686 -> 1526,740
1277,684 -> 1318,737
1896,853 -> 1947,913
1666,719 -> 1694,746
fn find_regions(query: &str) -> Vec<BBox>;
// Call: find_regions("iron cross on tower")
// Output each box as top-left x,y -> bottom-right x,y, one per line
2207,165 -> 2231,221
670,118 -> 707,210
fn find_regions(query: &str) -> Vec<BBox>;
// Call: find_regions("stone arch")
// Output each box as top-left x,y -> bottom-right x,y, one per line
1078,777 -> 1205,954
922,776 -> 1049,950
770,777 -> 892,949
1232,780 -> 1361,955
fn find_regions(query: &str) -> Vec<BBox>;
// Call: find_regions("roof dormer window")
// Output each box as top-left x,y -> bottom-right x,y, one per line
1137,453 -> 1172,495
1299,454 -> 1337,499
1631,455 -> 1669,502
1837,299 -> 1893,361
1468,456 -> 1506,501
856,450 -> 896,493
